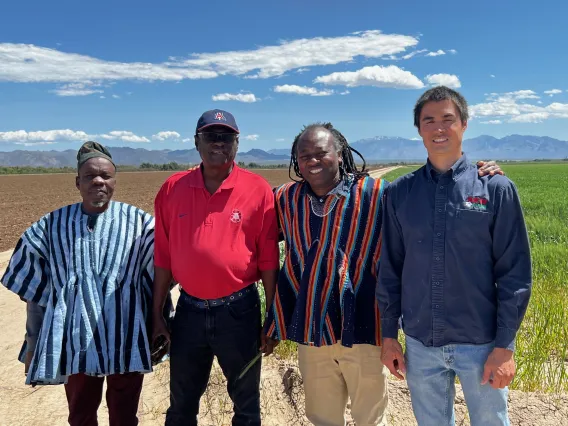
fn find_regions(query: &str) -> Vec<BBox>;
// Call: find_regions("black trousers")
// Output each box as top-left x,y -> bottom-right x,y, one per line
165,287 -> 262,426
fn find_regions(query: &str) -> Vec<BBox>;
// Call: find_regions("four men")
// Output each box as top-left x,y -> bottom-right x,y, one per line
1,93 -> 530,426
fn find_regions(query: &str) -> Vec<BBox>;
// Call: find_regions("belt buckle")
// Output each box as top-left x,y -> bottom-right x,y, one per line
203,299 -> 209,309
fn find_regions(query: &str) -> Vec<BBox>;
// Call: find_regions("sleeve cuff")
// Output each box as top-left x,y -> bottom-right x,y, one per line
495,327 -> 517,351
381,318 -> 400,340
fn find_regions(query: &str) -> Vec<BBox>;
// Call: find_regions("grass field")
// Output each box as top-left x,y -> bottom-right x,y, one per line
382,163 -> 568,393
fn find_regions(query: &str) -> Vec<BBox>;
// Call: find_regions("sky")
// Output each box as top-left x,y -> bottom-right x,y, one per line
1,0 -> 567,152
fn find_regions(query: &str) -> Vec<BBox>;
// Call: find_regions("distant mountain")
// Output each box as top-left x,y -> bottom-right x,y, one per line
1,135 -> 567,167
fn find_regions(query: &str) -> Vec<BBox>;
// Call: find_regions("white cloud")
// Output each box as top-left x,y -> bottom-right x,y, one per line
340,90 -> 350,95
99,131 -> 149,143
212,92 -> 258,102
276,138 -> 286,142
244,134 -> 259,141
400,49 -> 428,60
174,30 -> 418,79
448,49 -> 457,54
425,73 -> 461,89
544,89 -> 562,97
112,94 -> 120,99
480,120 -> 502,124
152,131 -> 181,141
490,74 -> 496,78
426,50 -> 446,57
509,112 -> 550,123
51,82 -> 104,97
469,90 -> 568,124
296,68 -> 310,73
181,138 -> 193,143
0,129 -> 91,144
314,65 -> 424,89
100,95 -> 106,99
274,84 -> 334,96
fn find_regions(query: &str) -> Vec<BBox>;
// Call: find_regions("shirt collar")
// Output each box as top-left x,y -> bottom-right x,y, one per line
187,162 -> 239,189
305,173 -> 354,199
426,153 -> 470,182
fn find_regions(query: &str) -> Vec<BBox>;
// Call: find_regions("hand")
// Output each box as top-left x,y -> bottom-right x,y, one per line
381,337 -> 406,380
481,348 -> 515,389
152,316 -> 171,347
477,160 -> 504,176
260,332 -> 279,356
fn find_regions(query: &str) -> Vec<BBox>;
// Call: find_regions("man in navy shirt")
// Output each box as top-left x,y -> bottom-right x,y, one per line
377,86 -> 532,426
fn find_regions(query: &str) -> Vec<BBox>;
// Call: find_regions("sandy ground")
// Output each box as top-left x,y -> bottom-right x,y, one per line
1,166 -> 567,425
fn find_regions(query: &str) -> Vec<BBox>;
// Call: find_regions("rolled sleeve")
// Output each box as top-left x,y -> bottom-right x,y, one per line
492,181 -> 532,351
257,185 -> 279,271
153,185 -> 171,270
377,184 -> 404,339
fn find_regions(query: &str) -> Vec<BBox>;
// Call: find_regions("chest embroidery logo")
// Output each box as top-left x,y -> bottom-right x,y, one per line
464,196 -> 488,211
230,209 -> 242,223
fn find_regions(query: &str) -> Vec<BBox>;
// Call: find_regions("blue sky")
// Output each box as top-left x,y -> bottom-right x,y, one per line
1,0 -> 567,152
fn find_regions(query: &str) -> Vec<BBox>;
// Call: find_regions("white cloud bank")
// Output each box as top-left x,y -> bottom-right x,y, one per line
425,73 -> 461,88
153,131 -> 181,141
244,134 -> 259,141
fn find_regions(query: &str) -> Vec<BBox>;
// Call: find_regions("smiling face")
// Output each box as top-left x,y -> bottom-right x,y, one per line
76,157 -> 116,213
195,125 -> 239,171
296,127 -> 342,196
418,99 -> 467,158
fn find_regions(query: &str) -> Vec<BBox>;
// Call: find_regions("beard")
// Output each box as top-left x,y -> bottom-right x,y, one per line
90,200 -> 108,208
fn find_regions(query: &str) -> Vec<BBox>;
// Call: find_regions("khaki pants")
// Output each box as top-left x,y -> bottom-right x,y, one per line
298,343 -> 389,426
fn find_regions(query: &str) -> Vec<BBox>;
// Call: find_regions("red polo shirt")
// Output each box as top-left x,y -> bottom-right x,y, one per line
154,164 -> 279,299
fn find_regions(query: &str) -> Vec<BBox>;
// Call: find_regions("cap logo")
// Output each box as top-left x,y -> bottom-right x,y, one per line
214,112 -> 226,121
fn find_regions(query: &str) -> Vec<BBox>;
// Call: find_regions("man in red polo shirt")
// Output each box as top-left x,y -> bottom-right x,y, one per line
152,109 -> 280,426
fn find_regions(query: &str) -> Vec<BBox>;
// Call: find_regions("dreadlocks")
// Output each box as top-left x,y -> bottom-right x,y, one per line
289,122 -> 368,182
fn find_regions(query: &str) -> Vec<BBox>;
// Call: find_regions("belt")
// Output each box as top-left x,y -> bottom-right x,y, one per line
181,284 -> 256,309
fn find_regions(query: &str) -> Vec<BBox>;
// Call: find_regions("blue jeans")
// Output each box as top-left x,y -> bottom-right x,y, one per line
165,287 -> 262,426
405,335 -> 509,426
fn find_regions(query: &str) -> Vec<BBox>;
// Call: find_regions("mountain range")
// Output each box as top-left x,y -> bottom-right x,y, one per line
1,135 -> 567,167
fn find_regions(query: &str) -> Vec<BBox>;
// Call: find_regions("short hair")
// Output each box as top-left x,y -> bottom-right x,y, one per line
413,86 -> 469,128
289,122 -> 368,182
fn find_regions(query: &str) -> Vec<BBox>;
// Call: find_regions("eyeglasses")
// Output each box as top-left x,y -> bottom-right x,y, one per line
197,132 -> 238,144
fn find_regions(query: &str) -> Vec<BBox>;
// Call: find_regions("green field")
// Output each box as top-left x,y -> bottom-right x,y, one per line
382,163 -> 568,393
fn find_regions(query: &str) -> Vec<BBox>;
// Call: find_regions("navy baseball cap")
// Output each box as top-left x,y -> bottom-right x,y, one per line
196,109 -> 240,134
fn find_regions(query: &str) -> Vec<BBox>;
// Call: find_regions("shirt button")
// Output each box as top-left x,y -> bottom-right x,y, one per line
435,305 -> 439,308
435,257 -> 440,261
436,232 -> 441,237
438,209 -> 442,212
440,186 -> 444,189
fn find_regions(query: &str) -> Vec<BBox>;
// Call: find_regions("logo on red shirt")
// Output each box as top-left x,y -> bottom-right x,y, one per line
230,209 -> 242,223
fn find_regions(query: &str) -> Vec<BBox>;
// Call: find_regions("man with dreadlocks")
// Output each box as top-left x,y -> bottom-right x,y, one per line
263,123 -> 389,425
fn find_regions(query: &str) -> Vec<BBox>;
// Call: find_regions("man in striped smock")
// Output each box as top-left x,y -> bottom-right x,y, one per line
1,142 -> 155,426
263,123 -> 390,426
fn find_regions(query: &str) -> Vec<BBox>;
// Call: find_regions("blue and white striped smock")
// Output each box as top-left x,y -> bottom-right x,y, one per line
1,201 -> 155,385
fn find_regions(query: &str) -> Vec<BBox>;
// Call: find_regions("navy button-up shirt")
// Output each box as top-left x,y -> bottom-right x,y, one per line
377,155 -> 532,351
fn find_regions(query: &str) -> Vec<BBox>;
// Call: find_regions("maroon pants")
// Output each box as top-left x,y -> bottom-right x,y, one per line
64,373 -> 144,426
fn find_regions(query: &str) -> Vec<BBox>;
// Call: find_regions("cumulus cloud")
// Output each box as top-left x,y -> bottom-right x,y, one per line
544,89 -> 562,97
490,74 -> 496,78
153,131 -> 181,141
469,91 -> 568,124
425,73 -> 461,88
426,50 -> 446,57
480,120 -> 502,124
212,93 -> 258,102
99,131 -> 150,143
448,49 -> 457,54
0,129 -> 91,144
0,30 -> 418,89
112,94 -> 120,99
274,85 -> 334,96
244,134 -> 259,141
401,49 -> 428,60
314,65 -> 424,89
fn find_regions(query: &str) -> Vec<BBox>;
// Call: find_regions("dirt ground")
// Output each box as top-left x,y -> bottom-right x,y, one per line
2,166 -> 566,425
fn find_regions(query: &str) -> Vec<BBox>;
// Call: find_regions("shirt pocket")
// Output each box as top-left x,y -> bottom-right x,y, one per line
452,208 -> 492,243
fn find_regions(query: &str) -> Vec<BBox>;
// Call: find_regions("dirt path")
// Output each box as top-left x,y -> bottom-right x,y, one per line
369,166 -> 401,179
